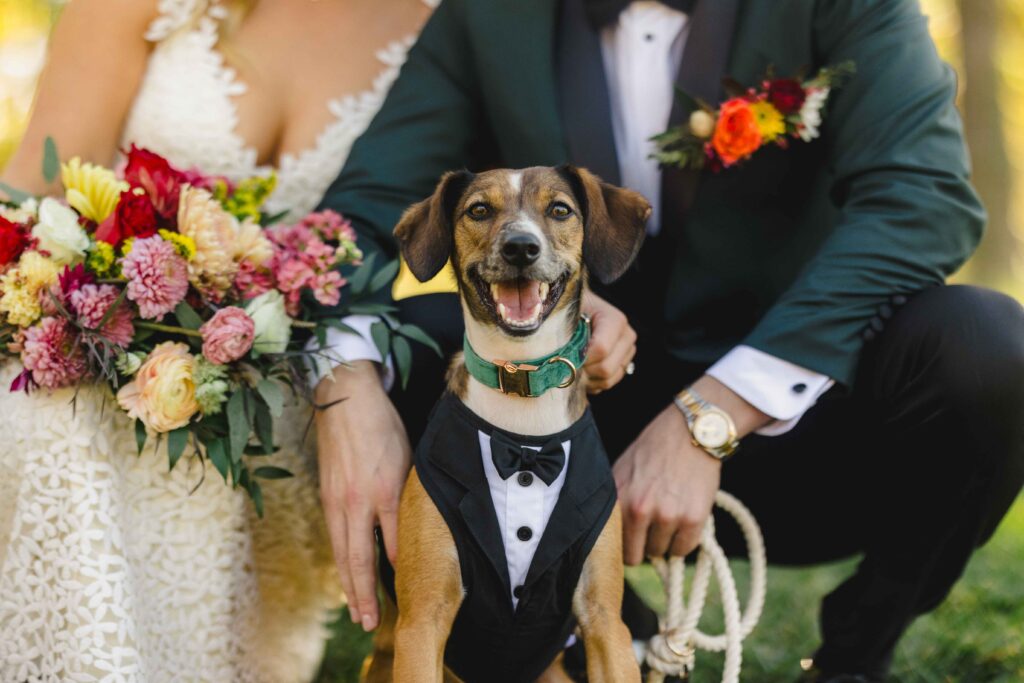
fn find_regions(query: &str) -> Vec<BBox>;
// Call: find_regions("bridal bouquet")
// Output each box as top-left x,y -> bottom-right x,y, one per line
0,143 -> 431,513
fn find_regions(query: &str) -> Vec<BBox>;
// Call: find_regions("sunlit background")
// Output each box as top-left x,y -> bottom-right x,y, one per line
1,1 -> 1022,680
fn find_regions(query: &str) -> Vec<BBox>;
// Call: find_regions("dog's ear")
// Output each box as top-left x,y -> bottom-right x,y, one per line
558,165 -> 651,284
394,170 -> 475,282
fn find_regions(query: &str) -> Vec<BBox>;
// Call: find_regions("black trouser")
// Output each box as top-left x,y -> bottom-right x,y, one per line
390,285 -> 1024,675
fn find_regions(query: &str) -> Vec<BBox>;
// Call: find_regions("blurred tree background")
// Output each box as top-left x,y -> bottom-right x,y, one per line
1,2 -> 1022,681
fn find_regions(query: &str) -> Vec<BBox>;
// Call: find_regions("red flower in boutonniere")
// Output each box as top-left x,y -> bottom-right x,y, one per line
652,61 -> 855,171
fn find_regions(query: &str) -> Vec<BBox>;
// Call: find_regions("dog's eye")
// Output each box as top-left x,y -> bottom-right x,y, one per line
549,202 -> 573,220
466,203 -> 492,220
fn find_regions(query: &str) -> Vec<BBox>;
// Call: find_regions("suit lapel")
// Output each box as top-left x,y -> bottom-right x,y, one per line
664,0 -> 741,218
556,0 -> 621,184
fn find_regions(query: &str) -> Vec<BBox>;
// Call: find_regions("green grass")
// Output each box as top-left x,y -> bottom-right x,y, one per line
315,496 -> 1024,682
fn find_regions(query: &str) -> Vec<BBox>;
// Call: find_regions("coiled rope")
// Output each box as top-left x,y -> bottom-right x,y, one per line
645,491 -> 767,683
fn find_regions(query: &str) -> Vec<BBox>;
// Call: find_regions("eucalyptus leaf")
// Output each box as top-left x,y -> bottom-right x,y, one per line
253,399 -> 274,455
135,420 -> 147,455
167,427 -> 190,471
207,438 -> 230,482
253,466 -> 294,480
348,302 -> 398,315
393,335 -> 413,390
370,321 -> 390,359
324,319 -> 360,335
227,390 -> 250,463
174,301 -> 204,330
397,323 -> 442,357
249,479 -> 264,518
347,252 -> 377,295
42,136 -> 59,183
256,378 -> 284,418
368,259 -> 400,294
0,181 -> 30,205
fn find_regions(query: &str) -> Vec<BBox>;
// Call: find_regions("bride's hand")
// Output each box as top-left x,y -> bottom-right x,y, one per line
315,360 -> 412,632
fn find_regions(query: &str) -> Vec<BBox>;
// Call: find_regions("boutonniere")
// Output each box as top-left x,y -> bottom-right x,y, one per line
652,61 -> 855,171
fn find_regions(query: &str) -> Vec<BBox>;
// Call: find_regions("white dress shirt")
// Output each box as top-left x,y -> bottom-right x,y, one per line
319,0 -> 833,434
478,431 -> 570,608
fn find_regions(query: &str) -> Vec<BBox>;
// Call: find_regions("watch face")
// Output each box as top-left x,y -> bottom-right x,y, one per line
693,412 -> 731,449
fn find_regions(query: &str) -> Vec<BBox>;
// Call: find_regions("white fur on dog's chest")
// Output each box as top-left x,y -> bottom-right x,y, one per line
477,431 -> 570,608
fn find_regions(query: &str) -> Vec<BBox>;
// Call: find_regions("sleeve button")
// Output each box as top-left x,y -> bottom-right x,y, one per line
792,382 -> 807,394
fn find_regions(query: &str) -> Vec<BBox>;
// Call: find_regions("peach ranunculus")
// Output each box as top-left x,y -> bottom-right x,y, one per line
711,98 -> 763,166
177,185 -> 240,300
117,341 -> 199,432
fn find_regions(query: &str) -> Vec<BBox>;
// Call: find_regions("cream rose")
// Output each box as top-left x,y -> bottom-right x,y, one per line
245,290 -> 292,355
117,342 -> 199,432
689,110 -> 716,140
32,197 -> 90,265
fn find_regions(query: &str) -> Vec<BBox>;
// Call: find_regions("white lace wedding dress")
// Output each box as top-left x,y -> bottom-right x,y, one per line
0,2 -> 433,681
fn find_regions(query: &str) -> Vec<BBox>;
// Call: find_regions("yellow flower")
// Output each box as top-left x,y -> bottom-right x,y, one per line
217,173 -> 277,222
158,229 -> 197,261
62,157 -> 128,223
116,342 -> 199,433
87,241 -> 117,277
750,101 -> 786,143
0,253 -> 59,327
234,218 -> 273,267
177,186 -> 240,299
121,238 -> 135,257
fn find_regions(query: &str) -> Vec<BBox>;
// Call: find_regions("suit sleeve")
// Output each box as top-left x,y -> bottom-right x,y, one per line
742,0 -> 985,386
317,0 -> 482,281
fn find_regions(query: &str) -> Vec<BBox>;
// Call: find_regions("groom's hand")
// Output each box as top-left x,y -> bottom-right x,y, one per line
316,360 -> 412,632
613,376 -> 770,564
582,290 -> 637,394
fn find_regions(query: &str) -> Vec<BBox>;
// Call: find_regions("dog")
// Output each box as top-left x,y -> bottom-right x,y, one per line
365,166 -> 651,683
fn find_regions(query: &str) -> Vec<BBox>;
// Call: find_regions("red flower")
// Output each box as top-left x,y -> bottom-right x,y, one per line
767,78 -> 806,115
123,145 -> 186,223
95,189 -> 158,246
0,216 -> 30,266
711,98 -> 763,166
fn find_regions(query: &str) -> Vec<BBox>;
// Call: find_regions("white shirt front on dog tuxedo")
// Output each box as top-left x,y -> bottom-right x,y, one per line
318,1 -> 833,435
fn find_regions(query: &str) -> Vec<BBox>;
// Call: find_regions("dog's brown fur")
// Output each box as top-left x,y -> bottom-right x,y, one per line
367,166 -> 650,682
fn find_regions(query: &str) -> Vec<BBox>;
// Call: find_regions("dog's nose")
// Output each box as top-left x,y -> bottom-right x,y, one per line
500,232 -> 541,267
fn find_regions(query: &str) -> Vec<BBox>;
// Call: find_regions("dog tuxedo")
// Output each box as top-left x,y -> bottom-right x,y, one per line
383,392 -> 617,683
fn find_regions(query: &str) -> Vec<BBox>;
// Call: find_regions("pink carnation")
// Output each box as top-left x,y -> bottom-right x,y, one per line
121,235 -> 189,320
21,316 -> 88,389
311,270 -> 344,307
199,306 -> 255,364
70,283 -> 134,347
300,209 -> 355,242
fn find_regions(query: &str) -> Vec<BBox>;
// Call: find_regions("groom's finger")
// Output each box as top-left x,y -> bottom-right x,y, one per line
378,504 -> 399,565
347,506 -> 380,631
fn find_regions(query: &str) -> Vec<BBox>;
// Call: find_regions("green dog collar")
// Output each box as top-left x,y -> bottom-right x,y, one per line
462,317 -> 590,397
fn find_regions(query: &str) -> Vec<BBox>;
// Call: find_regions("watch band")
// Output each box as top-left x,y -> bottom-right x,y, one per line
673,387 -> 740,460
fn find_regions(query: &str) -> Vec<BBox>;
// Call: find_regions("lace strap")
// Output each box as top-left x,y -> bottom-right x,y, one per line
145,0 -> 227,42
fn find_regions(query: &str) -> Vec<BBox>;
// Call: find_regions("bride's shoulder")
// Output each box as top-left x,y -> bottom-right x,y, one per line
144,0 -> 229,42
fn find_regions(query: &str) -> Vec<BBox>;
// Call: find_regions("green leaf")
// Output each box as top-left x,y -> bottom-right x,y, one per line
230,456 -> 243,488
167,427 -> 190,471
347,302 -> 398,315
324,318 -> 360,336
0,181 -> 31,205
207,438 -> 230,482
347,252 -> 377,295
135,419 -> 147,455
249,479 -> 264,518
227,390 -> 250,463
368,259 -> 400,294
256,378 -> 284,418
42,136 -> 59,183
393,335 -> 413,390
253,398 -> 274,455
174,301 -> 204,330
397,323 -> 442,357
253,466 -> 294,480
370,321 -> 390,359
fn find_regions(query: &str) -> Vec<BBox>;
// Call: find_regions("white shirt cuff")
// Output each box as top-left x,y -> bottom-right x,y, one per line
706,345 -> 834,436
306,314 -> 395,391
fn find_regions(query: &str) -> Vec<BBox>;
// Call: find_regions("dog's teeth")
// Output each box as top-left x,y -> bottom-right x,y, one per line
490,283 -> 500,301
497,302 -> 509,322
529,302 -> 542,322
539,282 -> 549,301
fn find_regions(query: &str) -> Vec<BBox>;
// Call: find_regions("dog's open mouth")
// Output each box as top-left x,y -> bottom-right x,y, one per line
472,271 -> 568,333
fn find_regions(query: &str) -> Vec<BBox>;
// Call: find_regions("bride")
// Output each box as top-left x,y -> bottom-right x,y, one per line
0,0 -> 433,680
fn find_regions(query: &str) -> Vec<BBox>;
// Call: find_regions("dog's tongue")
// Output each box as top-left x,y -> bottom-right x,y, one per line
494,278 -> 542,323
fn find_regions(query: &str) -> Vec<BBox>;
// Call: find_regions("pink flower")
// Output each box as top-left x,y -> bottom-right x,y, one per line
310,270 -> 344,307
235,260 -> 274,300
20,316 -> 88,389
274,258 -> 315,293
70,283 -> 134,347
300,209 -> 355,242
199,306 -> 255,364
120,235 -> 189,319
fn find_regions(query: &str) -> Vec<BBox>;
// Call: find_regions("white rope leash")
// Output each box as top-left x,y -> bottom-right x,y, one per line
645,491 -> 767,683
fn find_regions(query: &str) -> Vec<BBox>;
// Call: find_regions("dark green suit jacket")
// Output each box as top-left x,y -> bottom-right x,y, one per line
320,0 -> 983,387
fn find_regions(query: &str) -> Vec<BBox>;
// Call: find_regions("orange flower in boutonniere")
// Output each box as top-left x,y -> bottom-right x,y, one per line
652,61 -> 855,172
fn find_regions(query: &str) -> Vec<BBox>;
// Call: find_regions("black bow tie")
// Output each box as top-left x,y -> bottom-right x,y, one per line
584,0 -> 697,29
490,432 -> 566,486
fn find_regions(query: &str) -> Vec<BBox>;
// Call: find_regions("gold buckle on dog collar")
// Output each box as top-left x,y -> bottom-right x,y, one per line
495,361 -> 539,397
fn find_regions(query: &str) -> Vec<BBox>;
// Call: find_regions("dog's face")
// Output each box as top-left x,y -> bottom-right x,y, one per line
395,166 -> 651,337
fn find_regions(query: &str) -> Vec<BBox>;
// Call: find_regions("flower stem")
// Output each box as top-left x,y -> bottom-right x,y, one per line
136,321 -> 202,337
290,320 -> 317,329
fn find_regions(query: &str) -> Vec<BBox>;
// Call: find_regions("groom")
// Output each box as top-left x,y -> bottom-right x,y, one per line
314,0 -> 1024,680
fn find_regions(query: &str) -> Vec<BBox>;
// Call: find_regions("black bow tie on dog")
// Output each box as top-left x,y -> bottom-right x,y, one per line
490,432 -> 566,486
584,0 -> 697,28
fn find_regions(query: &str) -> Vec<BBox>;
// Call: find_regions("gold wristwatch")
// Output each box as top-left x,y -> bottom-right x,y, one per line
673,387 -> 739,461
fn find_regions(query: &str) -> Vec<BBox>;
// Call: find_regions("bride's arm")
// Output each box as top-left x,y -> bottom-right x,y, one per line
1,0 -> 157,195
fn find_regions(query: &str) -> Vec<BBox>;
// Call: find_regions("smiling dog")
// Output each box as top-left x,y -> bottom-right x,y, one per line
365,166 -> 650,683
